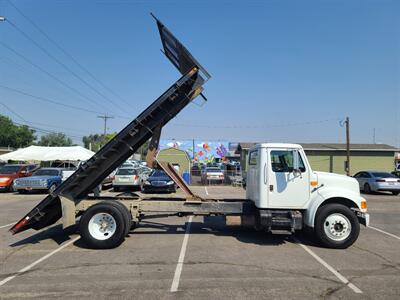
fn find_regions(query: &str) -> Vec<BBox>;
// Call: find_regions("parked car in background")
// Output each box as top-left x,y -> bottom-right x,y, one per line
14,168 -> 66,193
201,167 -> 225,184
112,168 -> 142,192
354,171 -> 400,195
391,171 -> 400,178
191,165 -> 202,176
0,164 -> 38,192
142,169 -> 176,193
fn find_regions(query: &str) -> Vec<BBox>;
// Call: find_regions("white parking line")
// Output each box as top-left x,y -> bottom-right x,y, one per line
368,225 -> 400,240
204,186 -> 209,195
170,216 -> 193,292
0,223 -> 15,229
294,238 -> 362,294
0,236 -> 80,287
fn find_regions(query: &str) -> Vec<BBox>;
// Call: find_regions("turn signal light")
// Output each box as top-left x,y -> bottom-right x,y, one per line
310,180 -> 318,187
361,199 -> 367,210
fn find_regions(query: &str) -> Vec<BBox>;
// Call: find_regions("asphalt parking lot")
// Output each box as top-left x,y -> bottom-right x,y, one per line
0,186 -> 399,299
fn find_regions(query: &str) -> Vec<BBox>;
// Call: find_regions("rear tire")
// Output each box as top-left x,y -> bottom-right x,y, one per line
315,204 -> 360,249
392,191 -> 399,196
107,201 -> 132,236
80,202 -> 126,249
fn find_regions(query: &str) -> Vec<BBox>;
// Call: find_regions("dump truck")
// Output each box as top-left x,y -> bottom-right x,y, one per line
10,15 -> 369,250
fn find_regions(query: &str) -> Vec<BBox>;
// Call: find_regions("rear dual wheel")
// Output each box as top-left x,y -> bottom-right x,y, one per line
80,201 -> 132,249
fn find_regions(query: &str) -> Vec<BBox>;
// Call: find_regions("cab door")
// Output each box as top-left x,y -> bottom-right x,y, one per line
267,149 -> 310,208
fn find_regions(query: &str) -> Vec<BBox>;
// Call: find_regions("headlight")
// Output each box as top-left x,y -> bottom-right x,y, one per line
13,179 -> 19,185
144,181 -> 151,185
40,179 -> 48,187
167,181 -> 174,185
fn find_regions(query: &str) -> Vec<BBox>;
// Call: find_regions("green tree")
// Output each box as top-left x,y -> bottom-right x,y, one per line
0,115 -> 36,148
82,132 -> 116,152
37,132 -> 73,147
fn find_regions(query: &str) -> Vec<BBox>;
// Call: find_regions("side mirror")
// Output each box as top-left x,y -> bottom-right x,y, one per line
292,150 -> 301,175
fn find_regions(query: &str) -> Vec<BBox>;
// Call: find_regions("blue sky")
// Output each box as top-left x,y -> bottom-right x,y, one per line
0,0 -> 399,146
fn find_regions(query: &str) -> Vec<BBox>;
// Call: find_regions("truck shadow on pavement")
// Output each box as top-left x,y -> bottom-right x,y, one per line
9,224 -> 78,247
9,217 -> 320,249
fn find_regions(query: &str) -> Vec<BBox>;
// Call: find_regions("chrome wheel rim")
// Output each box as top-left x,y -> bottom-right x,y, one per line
323,213 -> 352,241
88,213 -> 116,240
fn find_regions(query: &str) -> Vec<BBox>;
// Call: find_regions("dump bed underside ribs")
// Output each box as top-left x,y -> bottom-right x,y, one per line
10,15 -> 211,234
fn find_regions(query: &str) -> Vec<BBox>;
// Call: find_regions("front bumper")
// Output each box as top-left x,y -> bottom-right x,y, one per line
352,208 -> 370,227
15,186 -> 48,191
142,185 -> 176,193
113,182 -> 141,187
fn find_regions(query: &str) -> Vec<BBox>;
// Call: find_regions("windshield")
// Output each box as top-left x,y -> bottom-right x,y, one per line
0,165 -> 21,174
116,168 -> 137,175
372,172 -> 397,178
33,169 -> 60,176
150,170 -> 167,177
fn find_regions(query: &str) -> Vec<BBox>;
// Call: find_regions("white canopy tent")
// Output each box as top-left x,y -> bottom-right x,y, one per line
0,145 -> 95,162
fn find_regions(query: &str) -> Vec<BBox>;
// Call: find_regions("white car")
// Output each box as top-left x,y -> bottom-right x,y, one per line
201,167 -> 225,184
112,168 -> 142,192
353,171 -> 400,195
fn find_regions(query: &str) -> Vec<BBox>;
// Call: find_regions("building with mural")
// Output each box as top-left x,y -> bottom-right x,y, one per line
159,139 -> 230,165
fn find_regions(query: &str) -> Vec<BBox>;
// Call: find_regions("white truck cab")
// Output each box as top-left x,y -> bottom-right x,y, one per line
246,143 -> 369,248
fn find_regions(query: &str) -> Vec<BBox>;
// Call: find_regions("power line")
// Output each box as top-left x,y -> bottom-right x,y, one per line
4,16 -> 129,115
0,84 -> 107,115
0,102 -> 88,138
169,118 -> 341,129
0,101 -> 27,122
0,41 -> 113,113
7,0 -> 132,107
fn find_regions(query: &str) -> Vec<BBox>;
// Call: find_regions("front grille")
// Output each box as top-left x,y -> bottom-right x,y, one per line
18,180 -> 42,187
152,181 -> 167,186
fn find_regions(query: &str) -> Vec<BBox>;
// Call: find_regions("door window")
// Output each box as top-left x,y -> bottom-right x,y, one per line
270,150 -> 306,173
248,150 -> 258,165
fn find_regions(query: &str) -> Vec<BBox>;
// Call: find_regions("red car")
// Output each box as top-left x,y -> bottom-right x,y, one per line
0,164 -> 38,192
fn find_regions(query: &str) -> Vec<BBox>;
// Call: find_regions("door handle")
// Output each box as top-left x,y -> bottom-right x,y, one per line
269,184 -> 274,192
264,163 -> 267,185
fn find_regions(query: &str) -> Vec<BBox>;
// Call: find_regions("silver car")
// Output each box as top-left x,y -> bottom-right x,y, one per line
354,171 -> 400,195
112,168 -> 142,192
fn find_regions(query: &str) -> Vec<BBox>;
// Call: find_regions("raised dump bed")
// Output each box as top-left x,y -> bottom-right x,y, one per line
11,15 -> 211,235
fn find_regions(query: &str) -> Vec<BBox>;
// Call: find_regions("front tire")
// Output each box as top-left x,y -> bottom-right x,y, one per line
364,183 -> 371,194
315,204 -> 360,249
80,202 -> 126,249
392,191 -> 399,196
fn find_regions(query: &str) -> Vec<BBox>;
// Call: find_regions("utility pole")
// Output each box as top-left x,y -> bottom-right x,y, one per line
192,138 -> 195,162
97,114 -> 114,145
373,128 -> 376,144
345,117 -> 350,176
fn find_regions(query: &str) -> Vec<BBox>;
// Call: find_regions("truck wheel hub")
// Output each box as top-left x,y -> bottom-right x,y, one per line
323,213 -> 351,241
88,213 -> 116,240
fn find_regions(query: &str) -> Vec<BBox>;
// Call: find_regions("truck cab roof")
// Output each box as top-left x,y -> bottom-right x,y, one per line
250,143 -> 303,150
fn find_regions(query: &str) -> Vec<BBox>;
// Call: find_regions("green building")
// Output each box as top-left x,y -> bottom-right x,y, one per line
238,143 -> 399,176
157,147 -> 191,176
